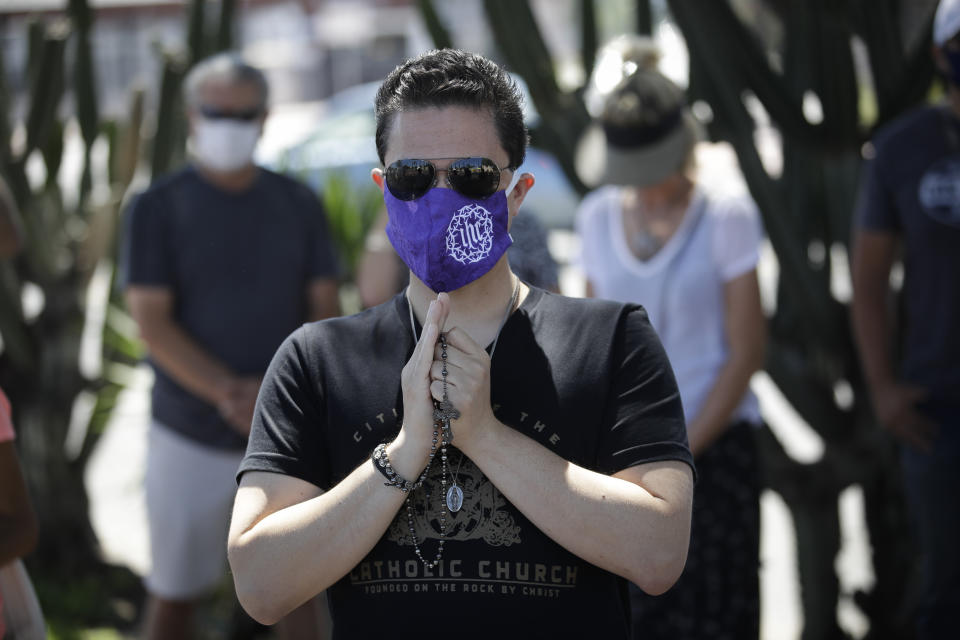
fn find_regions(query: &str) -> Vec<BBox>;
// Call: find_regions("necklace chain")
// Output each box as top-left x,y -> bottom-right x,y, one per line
403,277 -> 521,567
406,277 -> 521,360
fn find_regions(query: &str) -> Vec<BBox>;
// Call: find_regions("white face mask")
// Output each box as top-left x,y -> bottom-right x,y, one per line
191,117 -> 261,172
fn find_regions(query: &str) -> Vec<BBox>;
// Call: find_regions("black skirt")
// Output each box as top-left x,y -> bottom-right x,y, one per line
631,420 -> 762,640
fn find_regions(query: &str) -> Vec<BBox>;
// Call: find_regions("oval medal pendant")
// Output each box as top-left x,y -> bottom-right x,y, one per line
446,484 -> 464,513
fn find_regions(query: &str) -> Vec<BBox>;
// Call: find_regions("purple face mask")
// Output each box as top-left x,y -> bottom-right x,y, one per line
384,187 -> 513,293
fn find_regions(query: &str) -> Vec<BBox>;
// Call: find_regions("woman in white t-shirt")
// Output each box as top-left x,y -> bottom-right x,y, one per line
575,35 -> 767,640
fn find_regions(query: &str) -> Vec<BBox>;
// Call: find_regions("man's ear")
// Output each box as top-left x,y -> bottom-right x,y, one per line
186,109 -> 198,139
507,172 -> 535,211
255,109 -> 269,138
506,173 -> 535,230
371,168 -> 386,192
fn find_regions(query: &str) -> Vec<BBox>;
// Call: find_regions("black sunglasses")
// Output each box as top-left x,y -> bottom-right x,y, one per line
200,105 -> 263,122
385,157 -> 514,201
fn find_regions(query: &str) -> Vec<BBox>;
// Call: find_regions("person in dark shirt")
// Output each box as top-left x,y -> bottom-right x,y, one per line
851,2 -> 960,637
227,49 -> 695,639
122,52 -> 340,640
0,182 -> 43,639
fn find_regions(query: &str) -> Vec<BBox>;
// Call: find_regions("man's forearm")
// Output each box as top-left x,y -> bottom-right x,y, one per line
460,420 -> 693,595
231,424 -> 692,623
307,278 -> 341,321
850,230 -> 898,395
851,286 -> 896,394
229,436 -> 422,624
851,240 -> 938,449
140,318 -> 238,408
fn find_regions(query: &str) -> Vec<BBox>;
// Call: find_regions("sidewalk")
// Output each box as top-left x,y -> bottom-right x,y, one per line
85,365 -> 153,580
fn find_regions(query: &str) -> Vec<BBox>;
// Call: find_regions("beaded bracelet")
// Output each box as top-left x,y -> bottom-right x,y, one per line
372,442 -> 436,493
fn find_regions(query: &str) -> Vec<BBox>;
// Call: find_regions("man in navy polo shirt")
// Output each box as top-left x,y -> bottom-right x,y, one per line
122,52 -> 340,639
851,2 -> 960,637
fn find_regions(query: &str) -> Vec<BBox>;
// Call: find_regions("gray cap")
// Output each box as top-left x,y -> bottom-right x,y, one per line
576,65 -> 699,188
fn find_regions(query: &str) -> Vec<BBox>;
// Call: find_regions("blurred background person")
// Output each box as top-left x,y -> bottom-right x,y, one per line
121,52 -> 340,640
574,34 -> 766,640
0,178 -> 44,639
0,386 -> 44,640
851,1 -> 960,636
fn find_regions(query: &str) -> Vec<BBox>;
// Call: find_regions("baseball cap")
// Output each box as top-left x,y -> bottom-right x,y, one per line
575,42 -> 700,188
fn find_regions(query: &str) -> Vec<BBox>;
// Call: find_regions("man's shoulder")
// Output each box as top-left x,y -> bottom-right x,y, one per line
297,295 -> 403,344
125,167 -> 198,222
256,167 -> 319,202
529,288 -> 643,327
525,290 -> 661,370
138,165 -> 198,198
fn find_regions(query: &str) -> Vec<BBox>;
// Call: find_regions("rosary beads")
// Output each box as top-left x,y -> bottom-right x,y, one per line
381,278 -> 520,568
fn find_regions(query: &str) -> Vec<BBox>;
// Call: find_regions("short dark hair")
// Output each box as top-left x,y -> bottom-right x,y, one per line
184,52 -> 269,112
374,49 -> 528,169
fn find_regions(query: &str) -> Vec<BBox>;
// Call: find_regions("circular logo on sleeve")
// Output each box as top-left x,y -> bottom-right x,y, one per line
917,158 -> 960,228
446,204 -> 495,264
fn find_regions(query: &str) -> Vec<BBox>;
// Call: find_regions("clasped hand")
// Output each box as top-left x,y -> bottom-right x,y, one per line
399,293 -> 496,466
874,381 -> 938,453
218,376 -> 261,437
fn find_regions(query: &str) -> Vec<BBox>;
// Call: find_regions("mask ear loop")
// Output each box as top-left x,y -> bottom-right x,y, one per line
503,165 -> 523,244
504,165 -> 522,195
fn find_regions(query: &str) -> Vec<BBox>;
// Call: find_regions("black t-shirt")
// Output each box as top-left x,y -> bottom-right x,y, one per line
239,287 -> 693,639
855,105 -> 960,399
121,165 -> 340,449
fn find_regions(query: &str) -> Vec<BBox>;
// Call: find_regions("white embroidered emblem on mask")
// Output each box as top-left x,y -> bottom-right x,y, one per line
446,204 -> 495,264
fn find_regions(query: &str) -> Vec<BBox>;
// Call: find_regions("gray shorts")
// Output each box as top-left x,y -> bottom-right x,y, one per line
144,421 -> 244,600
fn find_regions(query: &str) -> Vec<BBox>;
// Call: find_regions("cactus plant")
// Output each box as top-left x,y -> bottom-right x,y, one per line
150,0 -> 237,182
1,11 -> 86,599
482,0 -> 591,195
0,1 -> 154,630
